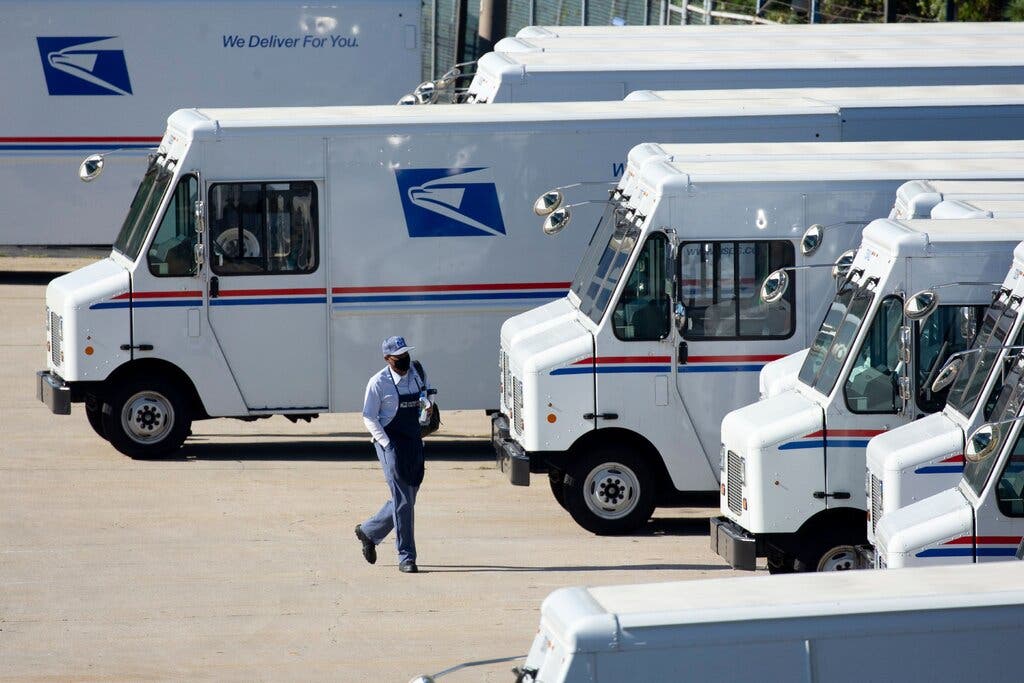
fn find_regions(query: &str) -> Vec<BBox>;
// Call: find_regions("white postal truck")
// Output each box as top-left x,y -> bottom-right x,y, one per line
875,351 -> 1024,568
413,562 -> 1024,683
24,98 -> 864,457
0,0 -> 421,247
462,47 -> 1024,104
863,203 -> 1024,553
713,218 -> 1024,573
493,142 -> 1024,535
39,102 -> 1024,458
758,182 -> 1024,402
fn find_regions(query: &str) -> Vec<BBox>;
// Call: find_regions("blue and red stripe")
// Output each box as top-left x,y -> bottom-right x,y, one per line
914,454 -> 965,475
331,281 -> 569,310
551,355 -> 671,376
679,354 -> 785,374
89,282 -> 568,310
779,429 -> 886,451
916,535 -> 1022,558
0,136 -> 161,154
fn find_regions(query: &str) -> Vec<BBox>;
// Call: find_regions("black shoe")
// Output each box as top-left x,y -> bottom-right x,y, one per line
399,561 -> 418,574
354,525 -> 376,565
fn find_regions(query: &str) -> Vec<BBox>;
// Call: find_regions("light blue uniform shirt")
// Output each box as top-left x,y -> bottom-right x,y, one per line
362,365 -> 433,449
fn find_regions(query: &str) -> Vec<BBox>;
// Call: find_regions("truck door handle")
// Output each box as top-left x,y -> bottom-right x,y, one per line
678,341 -> 688,365
209,276 -> 219,298
584,413 -> 618,421
813,491 -> 851,500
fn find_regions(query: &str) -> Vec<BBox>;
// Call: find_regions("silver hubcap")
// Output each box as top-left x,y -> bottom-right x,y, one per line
817,545 -> 860,572
121,391 -> 174,445
583,462 -> 640,520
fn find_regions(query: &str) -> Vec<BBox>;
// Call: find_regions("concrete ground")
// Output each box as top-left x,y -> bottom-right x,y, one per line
0,266 -> 754,682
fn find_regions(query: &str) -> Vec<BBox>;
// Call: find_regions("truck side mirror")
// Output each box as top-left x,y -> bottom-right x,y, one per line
79,154 -> 105,182
931,356 -> 964,393
533,190 -> 563,217
904,290 -> 938,321
801,224 -> 824,256
760,269 -> 789,303
543,208 -> 570,235
966,424 -> 999,462
832,249 -> 856,280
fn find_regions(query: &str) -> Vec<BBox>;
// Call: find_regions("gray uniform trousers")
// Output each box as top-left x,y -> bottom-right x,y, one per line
361,441 -> 419,563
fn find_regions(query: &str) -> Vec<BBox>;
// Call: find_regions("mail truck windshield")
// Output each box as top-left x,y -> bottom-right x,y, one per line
570,198 -> 641,325
113,156 -> 173,260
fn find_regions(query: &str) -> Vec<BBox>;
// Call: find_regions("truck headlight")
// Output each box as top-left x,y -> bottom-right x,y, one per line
719,444 -> 726,472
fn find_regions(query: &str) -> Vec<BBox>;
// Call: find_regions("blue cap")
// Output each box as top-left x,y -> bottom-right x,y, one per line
382,335 -> 414,356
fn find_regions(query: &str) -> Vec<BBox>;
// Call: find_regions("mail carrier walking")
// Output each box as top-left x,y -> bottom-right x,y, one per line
356,336 -> 435,574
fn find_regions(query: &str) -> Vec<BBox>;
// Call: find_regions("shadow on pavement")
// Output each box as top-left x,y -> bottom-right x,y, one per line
0,271 -> 62,285
161,438 -> 494,462
416,563 -> 728,573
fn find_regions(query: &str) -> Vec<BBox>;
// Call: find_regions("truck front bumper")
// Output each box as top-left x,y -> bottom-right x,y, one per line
492,412 -> 530,486
709,516 -> 757,571
36,370 -> 71,415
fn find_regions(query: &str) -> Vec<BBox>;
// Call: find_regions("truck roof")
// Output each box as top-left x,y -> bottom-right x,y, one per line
497,33 -> 1024,54
517,21 -> 1024,39
642,155 -> 1024,192
625,83 -> 1024,107
636,139 -> 1024,165
866,218 -> 1024,249
932,199 -> 1024,219
570,561 -> 1024,631
173,98 -> 850,135
477,46 -> 1024,75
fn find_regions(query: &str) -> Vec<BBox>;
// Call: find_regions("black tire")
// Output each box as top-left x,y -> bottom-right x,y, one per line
795,524 -> 868,573
562,447 -> 657,535
102,375 -> 191,459
85,395 -> 107,440
548,469 -> 568,510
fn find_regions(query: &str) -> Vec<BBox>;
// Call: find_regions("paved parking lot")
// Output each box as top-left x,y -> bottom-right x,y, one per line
0,268 -> 751,682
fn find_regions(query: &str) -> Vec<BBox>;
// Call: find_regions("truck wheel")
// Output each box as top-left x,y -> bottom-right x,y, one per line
548,469 -> 568,510
815,545 -> 862,572
562,449 -> 656,535
85,395 -> 107,440
102,376 -> 191,459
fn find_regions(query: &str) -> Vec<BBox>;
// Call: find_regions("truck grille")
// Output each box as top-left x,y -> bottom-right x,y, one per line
49,310 -> 63,367
501,350 -> 511,411
726,450 -> 743,515
870,474 -> 883,534
512,376 -> 524,435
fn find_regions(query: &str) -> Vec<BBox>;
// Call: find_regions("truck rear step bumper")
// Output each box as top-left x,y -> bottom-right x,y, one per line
710,516 -> 757,571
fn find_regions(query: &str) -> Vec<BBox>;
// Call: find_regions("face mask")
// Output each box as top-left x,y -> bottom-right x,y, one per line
392,355 -> 411,373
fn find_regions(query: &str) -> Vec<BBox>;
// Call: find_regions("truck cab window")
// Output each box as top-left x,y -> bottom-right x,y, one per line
845,296 -> 902,413
147,175 -> 198,277
996,427 -> 1024,517
679,240 -> 794,340
613,234 -> 669,341
915,305 -> 985,413
209,181 -> 318,275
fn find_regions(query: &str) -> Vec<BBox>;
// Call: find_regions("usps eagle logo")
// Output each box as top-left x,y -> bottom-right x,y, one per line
394,167 -> 507,237
37,37 -> 133,96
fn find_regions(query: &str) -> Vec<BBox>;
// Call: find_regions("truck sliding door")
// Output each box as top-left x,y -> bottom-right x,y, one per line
205,181 -> 328,411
